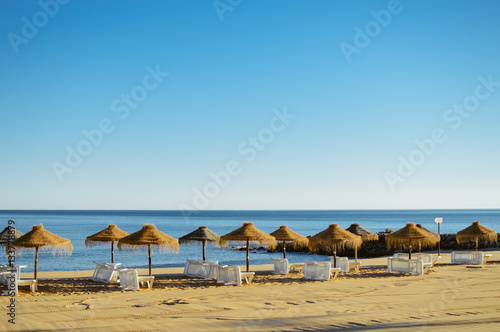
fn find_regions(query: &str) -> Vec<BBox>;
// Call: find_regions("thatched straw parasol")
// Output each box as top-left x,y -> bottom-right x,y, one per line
220,222 -> 276,272
309,223 -> 363,264
12,224 -> 72,287
118,224 -> 179,276
385,222 -> 438,259
179,226 -> 220,261
0,225 -> 24,246
85,224 -> 129,263
345,224 -> 379,241
269,225 -> 308,259
1,225 -> 24,264
456,221 -> 497,251
416,224 -> 440,240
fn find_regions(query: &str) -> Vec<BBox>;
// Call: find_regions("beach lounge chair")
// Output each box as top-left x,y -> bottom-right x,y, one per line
90,261 -> 121,283
0,265 -> 27,284
118,269 -> 154,291
451,251 -> 491,265
270,258 -> 289,275
387,257 -> 424,276
184,259 -> 219,279
0,271 -> 37,295
289,262 -> 304,273
393,253 -> 439,272
329,256 -> 349,272
303,261 -> 339,281
216,265 -> 255,285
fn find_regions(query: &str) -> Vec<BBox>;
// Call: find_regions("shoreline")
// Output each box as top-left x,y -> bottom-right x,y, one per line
28,247 -> 500,279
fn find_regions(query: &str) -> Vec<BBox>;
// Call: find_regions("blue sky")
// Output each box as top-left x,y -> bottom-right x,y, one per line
1,0 -> 499,210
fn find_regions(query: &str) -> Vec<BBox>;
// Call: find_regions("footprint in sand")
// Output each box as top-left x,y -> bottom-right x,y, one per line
286,302 -> 299,305
161,299 -> 189,305
65,300 -> 93,310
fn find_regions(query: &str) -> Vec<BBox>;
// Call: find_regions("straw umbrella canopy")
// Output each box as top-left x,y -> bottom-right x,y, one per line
12,224 -> 72,286
269,225 -> 308,259
220,222 -> 276,272
416,224 -> 440,243
179,226 -> 220,261
385,222 -> 438,258
309,223 -> 363,264
1,225 -> 24,263
345,223 -> 379,241
456,221 -> 497,251
118,224 -> 178,276
85,224 -> 129,263
0,225 -> 24,246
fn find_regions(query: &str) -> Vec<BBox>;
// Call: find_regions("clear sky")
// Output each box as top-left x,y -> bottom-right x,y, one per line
1,0 -> 499,210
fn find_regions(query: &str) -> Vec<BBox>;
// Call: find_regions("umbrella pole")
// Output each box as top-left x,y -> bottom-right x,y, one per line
34,247 -> 39,291
333,243 -> 337,268
409,245 -> 412,260
355,247 -> 358,263
111,241 -> 114,263
246,239 -> 250,272
283,240 -> 286,259
148,244 -> 152,276
419,243 -> 421,253
202,240 -> 206,261
475,236 -> 478,251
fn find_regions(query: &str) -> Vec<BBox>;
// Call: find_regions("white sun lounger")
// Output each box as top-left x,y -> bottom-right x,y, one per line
303,261 -> 340,281
451,251 -> 491,265
388,257 -> 424,276
0,265 -> 27,284
184,259 -> 219,279
216,265 -> 255,285
328,256 -> 349,272
90,261 -> 122,283
393,253 -> 439,271
270,258 -> 289,275
0,271 -> 37,295
118,269 -> 154,291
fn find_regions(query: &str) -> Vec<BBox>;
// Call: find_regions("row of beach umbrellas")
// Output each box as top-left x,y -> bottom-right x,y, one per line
1,221 -> 497,284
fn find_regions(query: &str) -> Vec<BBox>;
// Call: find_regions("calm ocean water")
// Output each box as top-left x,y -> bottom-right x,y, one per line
1,210 -> 498,273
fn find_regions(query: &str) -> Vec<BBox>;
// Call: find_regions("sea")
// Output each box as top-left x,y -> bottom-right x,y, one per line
1,209 -> 498,273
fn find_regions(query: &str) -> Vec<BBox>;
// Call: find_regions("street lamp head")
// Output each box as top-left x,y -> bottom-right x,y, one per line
434,217 -> 443,224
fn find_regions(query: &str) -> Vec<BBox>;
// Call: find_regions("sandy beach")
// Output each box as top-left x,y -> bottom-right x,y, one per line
2,250 -> 500,331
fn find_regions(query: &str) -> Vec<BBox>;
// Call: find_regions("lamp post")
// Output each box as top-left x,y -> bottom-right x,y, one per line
434,217 -> 443,257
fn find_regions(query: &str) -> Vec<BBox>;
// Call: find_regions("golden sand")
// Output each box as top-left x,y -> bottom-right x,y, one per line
2,250 -> 500,331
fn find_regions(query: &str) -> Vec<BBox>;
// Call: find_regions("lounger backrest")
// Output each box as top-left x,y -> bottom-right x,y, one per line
452,251 -> 483,265
388,258 -> 424,275
216,265 -> 242,285
0,265 -> 22,282
119,269 -> 139,291
329,256 -> 349,272
470,252 -> 484,265
303,261 -> 331,281
184,260 -> 219,279
0,271 -> 18,296
271,258 -> 289,275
